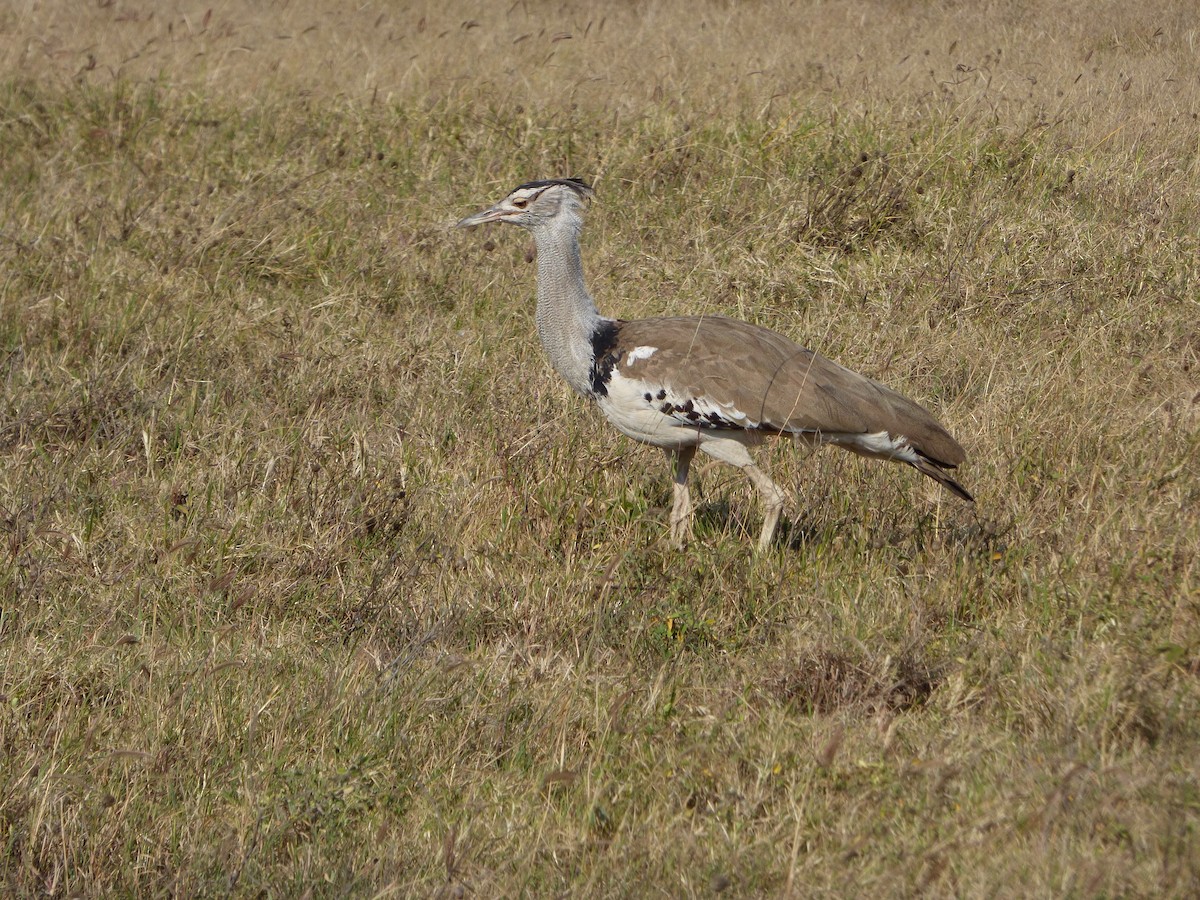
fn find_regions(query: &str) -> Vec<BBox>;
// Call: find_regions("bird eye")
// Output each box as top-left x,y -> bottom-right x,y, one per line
512,198 -> 528,209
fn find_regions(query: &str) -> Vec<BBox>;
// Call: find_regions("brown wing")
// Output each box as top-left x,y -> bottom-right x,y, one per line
613,315 -> 966,467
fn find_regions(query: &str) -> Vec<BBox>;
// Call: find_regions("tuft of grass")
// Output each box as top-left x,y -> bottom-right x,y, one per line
2,0 -> 1199,895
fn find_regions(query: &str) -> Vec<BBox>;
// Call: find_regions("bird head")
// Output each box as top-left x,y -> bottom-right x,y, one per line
456,178 -> 593,230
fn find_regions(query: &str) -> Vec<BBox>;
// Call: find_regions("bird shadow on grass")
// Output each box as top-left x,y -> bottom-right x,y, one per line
691,499 -> 864,552
691,499 -> 744,543
692,497 -> 1009,558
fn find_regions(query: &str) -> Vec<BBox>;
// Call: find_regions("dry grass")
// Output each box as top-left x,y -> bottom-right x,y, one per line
2,0 -> 1198,896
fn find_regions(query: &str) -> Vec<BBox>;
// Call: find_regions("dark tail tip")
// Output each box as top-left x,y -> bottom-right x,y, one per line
943,478 -> 975,504
911,457 -> 975,503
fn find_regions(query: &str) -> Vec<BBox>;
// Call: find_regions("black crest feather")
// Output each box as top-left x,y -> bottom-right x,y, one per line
514,177 -> 593,198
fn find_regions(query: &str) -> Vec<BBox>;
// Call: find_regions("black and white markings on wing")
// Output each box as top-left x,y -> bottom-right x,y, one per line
640,380 -> 759,431
597,364 -> 764,446
625,346 -> 755,428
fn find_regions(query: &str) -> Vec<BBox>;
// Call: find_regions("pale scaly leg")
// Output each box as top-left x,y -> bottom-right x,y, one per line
743,464 -> 786,553
697,437 -> 787,553
667,445 -> 696,548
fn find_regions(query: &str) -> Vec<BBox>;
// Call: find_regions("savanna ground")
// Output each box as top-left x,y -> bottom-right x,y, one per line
1,0 -> 1198,895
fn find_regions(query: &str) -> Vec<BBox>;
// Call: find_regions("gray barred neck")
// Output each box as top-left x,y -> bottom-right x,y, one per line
529,220 -> 611,398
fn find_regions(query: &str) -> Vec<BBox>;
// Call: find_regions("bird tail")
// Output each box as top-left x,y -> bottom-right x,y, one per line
909,455 -> 974,503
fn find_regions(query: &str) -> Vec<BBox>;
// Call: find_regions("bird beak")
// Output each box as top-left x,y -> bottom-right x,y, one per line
455,203 -> 508,228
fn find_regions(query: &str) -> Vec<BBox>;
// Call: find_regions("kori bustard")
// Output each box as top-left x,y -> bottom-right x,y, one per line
457,178 -> 973,552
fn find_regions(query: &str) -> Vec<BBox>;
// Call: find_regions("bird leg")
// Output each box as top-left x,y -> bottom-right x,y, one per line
695,438 -> 787,553
667,445 -> 696,548
743,464 -> 786,553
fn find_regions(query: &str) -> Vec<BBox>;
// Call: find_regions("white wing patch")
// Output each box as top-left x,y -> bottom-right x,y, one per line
840,430 -> 920,463
625,346 -> 658,366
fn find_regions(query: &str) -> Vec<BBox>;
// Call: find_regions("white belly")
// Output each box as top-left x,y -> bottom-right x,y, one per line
595,402 -> 691,452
